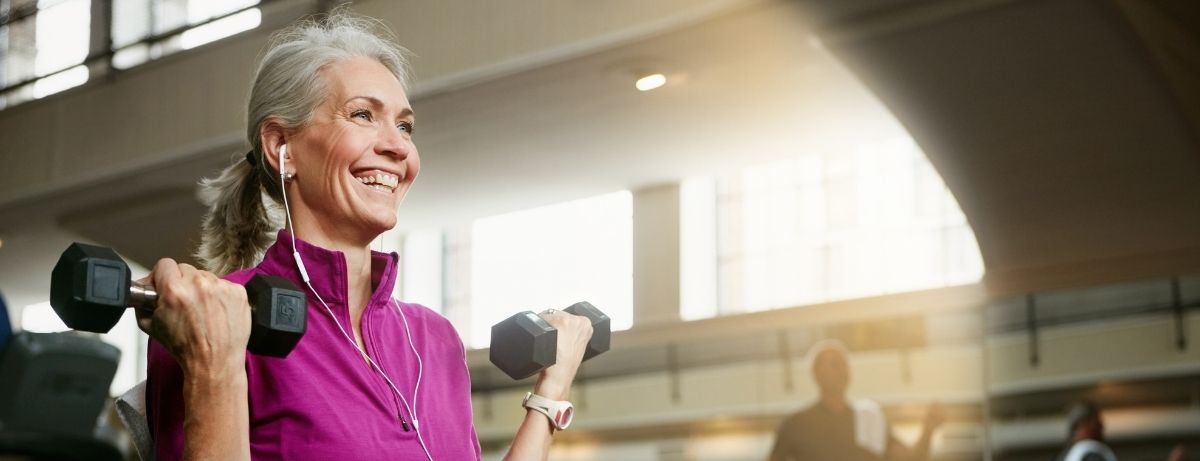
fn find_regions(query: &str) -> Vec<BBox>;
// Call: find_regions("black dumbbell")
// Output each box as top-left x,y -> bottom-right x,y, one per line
49,242 -> 307,358
489,301 -> 611,380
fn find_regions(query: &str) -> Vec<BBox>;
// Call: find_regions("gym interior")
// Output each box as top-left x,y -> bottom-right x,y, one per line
0,0 -> 1198,460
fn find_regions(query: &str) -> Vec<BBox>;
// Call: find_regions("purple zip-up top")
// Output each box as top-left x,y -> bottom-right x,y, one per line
146,230 -> 481,460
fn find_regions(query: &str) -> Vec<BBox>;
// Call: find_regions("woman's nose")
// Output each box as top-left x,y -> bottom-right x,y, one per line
378,125 -> 411,159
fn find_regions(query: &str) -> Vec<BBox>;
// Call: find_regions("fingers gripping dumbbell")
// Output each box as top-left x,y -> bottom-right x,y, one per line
49,242 -> 307,358
489,301 -> 611,380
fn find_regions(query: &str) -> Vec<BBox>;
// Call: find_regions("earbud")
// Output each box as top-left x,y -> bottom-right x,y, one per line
279,144 -> 288,179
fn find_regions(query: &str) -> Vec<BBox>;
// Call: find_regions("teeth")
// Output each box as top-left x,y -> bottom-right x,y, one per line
355,172 -> 399,190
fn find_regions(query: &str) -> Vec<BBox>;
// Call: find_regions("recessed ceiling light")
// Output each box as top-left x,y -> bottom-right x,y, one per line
635,73 -> 667,92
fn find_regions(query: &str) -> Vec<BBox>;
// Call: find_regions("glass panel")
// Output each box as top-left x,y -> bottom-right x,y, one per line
690,135 -> 984,318
185,0 -> 257,24
111,42 -> 148,69
33,0 -> 89,76
111,0 -> 150,49
400,229 -> 444,314
32,62 -> 85,97
179,7 -> 258,49
109,0 -> 260,71
153,0 -> 187,35
4,6 -> 37,86
467,191 -> 633,349
680,176 -> 718,321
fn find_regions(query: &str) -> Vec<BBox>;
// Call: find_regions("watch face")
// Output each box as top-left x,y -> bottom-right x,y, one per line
554,404 -> 573,430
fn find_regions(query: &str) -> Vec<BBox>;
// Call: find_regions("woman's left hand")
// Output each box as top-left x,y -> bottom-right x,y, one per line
532,308 -> 593,400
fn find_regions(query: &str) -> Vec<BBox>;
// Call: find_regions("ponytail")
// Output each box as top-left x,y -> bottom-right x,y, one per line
195,152 -> 282,275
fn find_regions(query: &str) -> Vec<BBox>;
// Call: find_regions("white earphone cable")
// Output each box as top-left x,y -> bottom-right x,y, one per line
276,146 -> 433,461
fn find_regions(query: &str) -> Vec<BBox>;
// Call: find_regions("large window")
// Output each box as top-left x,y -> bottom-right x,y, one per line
681,136 -> 983,319
111,0 -> 260,69
0,0 -> 91,108
397,192 -> 635,349
0,0 -> 260,109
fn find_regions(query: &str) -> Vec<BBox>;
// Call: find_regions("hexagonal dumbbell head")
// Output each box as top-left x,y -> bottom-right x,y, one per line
563,301 -> 611,361
49,243 -> 132,333
490,311 -> 557,380
244,274 -> 307,358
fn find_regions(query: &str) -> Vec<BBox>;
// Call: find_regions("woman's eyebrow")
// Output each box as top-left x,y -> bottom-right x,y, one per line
344,95 -> 413,118
344,95 -> 384,107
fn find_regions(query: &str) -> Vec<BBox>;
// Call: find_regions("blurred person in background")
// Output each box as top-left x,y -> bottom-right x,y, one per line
1056,400 -> 1187,461
768,339 -> 945,461
1057,401 -> 1116,461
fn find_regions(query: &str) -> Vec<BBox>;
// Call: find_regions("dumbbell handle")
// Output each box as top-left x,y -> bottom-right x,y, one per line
128,281 -> 157,309
122,275 -> 306,358
125,281 -> 256,315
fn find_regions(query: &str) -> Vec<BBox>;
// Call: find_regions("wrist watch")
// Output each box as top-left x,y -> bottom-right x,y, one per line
522,392 -> 574,431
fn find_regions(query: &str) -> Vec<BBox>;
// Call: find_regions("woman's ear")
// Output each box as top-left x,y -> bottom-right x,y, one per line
260,120 -> 289,174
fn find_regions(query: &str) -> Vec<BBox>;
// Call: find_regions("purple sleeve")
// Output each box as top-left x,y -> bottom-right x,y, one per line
145,338 -> 185,461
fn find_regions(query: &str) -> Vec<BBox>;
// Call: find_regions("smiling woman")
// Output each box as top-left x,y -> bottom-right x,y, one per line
141,9 -> 594,461
266,57 -> 420,250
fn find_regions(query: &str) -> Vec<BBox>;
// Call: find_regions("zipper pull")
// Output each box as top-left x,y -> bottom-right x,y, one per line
400,414 -> 411,432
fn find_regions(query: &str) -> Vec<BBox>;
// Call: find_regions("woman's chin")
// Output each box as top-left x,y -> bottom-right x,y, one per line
342,200 -> 400,242
361,212 -> 398,236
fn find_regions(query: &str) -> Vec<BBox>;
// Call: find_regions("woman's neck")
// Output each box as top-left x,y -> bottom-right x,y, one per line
287,214 -> 377,312
288,218 -> 377,352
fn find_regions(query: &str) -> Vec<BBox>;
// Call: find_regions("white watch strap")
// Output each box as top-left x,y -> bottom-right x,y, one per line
523,392 -> 574,430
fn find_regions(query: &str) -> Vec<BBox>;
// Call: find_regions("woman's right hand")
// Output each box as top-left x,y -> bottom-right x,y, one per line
136,258 -> 251,378
532,309 -> 594,401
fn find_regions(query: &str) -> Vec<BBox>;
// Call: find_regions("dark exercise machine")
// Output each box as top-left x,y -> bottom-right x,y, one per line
0,290 -> 124,461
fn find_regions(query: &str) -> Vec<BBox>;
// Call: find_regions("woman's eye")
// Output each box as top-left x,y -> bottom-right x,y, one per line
351,110 -> 372,121
397,121 -> 414,133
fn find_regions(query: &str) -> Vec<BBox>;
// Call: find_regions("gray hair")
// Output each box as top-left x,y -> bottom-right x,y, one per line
196,8 -> 412,275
